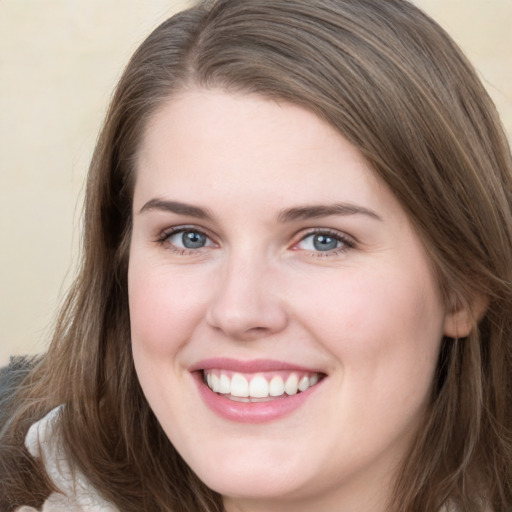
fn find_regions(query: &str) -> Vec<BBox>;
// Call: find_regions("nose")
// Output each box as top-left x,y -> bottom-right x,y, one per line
206,252 -> 288,341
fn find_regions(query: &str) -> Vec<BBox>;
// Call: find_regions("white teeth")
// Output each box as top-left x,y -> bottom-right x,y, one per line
204,370 -> 321,398
249,375 -> 269,398
269,375 -> 285,396
230,373 -> 249,397
284,374 -> 299,395
298,376 -> 310,392
211,373 -> 220,392
219,373 -> 231,394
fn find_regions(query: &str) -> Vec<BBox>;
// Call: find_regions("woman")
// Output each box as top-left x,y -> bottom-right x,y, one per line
1,0 -> 511,511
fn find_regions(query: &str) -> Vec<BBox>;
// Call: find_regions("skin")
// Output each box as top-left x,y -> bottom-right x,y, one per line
128,88 -> 472,512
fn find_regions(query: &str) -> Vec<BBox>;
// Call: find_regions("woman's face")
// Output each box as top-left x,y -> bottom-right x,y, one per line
129,89 -> 461,511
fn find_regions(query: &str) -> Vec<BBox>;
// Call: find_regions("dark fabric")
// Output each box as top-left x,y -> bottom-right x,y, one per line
0,356 -> 36,434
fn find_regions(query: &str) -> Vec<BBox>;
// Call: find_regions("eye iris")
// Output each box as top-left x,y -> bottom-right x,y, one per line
313,234 -> 338,251
182,231 -> 206,249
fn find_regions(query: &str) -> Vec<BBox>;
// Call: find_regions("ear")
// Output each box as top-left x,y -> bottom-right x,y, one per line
443,293 -> 489,339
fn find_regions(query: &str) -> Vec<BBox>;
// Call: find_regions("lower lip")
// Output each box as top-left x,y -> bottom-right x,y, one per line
193,372 -> 322,423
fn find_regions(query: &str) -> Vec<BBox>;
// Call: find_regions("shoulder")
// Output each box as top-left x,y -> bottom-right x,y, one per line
0,355 -> 38,433
19,406 -> 120,512
0,355 -> 35,389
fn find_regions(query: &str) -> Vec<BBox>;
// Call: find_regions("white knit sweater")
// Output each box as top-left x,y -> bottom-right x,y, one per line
15,406 -> 119,512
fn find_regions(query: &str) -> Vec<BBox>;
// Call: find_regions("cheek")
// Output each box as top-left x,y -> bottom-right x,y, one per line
128,261 -> 210,357
303,267 -> 434,328
127,262 -> 208,435
302,270 -> 443,448
294,265 -> 445,384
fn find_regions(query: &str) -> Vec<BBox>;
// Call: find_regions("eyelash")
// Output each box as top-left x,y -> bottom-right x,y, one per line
156,226 -> 356,257
292,228 -> 356,257
156,226 -> 217,255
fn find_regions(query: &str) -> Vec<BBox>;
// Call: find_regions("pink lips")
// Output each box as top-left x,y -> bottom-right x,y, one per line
190,358 -> 324,423
189,357 -> 319,373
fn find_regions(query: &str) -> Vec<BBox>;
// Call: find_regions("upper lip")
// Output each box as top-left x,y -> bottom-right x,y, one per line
189,357 -> 325,374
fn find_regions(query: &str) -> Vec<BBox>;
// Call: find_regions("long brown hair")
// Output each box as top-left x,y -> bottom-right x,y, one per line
1,1 -> 512,510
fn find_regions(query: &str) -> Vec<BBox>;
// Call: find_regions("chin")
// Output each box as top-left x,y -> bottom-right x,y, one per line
199,468 -> 303,502
185,444 -> 315,500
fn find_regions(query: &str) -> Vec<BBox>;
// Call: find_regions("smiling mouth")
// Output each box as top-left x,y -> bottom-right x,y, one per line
202,369 -> 324,402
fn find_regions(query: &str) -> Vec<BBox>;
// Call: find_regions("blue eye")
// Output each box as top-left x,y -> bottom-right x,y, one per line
166,229 -> 213,250
312,234 -> 339,251
295,231 -> 352,253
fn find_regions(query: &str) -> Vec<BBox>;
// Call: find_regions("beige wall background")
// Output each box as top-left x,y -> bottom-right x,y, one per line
1,1 -> 511,366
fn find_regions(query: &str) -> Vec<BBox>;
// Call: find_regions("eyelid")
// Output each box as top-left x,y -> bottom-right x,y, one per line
290,227 -> 356,254
155,224 -> 356,257
156,225 -> 218,252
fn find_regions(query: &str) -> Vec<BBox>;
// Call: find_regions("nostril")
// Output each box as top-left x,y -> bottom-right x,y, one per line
241,326 -> 272,340
248,326 -> 267,333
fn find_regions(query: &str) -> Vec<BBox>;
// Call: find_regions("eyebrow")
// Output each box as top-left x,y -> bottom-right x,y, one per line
277,203 -> 382,223
139,198 -> 382,223
138,199 -> 214,220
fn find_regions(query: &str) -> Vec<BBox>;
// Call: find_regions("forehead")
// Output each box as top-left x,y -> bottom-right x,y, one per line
133,88 -> 401,223
138,88 -> 349,167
